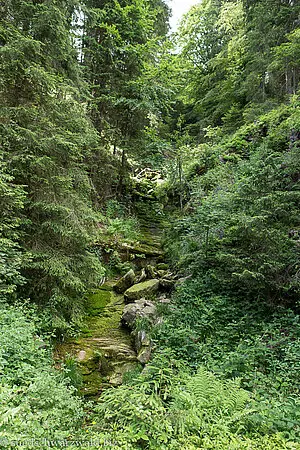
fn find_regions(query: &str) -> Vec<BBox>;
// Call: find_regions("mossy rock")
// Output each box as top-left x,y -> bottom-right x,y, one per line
124,279 -> 160,303
159,278 -> 176,291
114,269 -> 135,293
137,346 -> 152,364
81,370 -> 104,397
108,361 -> 139,386
122,299 -> 156,329
145,264 -> 157,279
56,283 -> 136,398
157,263 -> 169,270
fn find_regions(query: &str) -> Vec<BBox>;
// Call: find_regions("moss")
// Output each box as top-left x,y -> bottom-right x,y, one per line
157,263 -> 169,270
86,289 -> 111,316
124,279 -> 160,301
81,369 -> 106,397
55,200 -> 167,397
55,286 -> 136,397
127,279 -> 159,293
98,282 -> 114,291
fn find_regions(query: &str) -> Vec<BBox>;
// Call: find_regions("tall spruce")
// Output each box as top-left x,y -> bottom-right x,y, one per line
0,0 -> 105,323
82,0 -> 170,192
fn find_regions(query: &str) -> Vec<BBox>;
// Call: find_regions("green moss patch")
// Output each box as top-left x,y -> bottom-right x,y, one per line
124,279 -> 160,301
56,286 -> 137,397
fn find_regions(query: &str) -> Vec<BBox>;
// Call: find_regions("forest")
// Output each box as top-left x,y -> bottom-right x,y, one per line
0,0 -> 299,448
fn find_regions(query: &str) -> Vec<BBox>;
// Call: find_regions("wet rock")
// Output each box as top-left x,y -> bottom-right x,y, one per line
122,298 -> 156,329
124,279 -> 160,302
114,269 -> 135,293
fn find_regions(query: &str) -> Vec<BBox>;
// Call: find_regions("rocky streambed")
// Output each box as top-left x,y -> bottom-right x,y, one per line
55,263 -> 177,397
56,192 -> 174,397
55,282 -> 137,396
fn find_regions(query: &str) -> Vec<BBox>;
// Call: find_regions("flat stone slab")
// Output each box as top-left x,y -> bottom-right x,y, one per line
87,338 -> 137,360
124,279 -> 160,302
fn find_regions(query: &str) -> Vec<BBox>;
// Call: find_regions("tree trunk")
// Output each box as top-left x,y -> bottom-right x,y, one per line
118,149 -> 126,195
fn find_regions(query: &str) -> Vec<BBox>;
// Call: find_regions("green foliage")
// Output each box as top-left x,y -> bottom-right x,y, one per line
85,354 -> 299,449
0,303 -> 85,447
175,0 -> 300,136
0,0 -> 106,319
0,1 -> 299,448
107,217 -> 139,241
153,278 -> 300,442
60,356 -> 83,391
105,199 -> 140,241
159,6 -> 300,447
83,0 -> 169,149
168,100 -> 300,304
0,158 -> 26,300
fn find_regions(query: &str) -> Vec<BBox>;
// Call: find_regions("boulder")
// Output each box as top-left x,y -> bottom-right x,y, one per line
108,362 -> 137,386
137,346 -> 152,364
135,330 -> 151,353
159,278 -> 176,291
121,298 -> 156,329
124,279 -> 159,302
114,269 -> 135,293
135,330 -> 152,364
145,264 -> 157,279
136,268 -> 147,284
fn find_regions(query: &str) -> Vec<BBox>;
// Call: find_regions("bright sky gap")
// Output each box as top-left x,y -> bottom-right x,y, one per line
169,0 -> 200,31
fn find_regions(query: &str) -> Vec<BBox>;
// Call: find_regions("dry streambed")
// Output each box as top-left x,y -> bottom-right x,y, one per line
55,263 -> 178,397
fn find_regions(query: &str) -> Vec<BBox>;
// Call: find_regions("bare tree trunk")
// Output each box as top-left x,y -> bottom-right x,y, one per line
118,149 -> 126,195
292,68 -> 296,94
178,154 -> 183,211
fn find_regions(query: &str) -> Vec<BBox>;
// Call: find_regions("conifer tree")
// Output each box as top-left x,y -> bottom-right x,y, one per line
0,0 -> 104,322
82,0 -> 169,191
